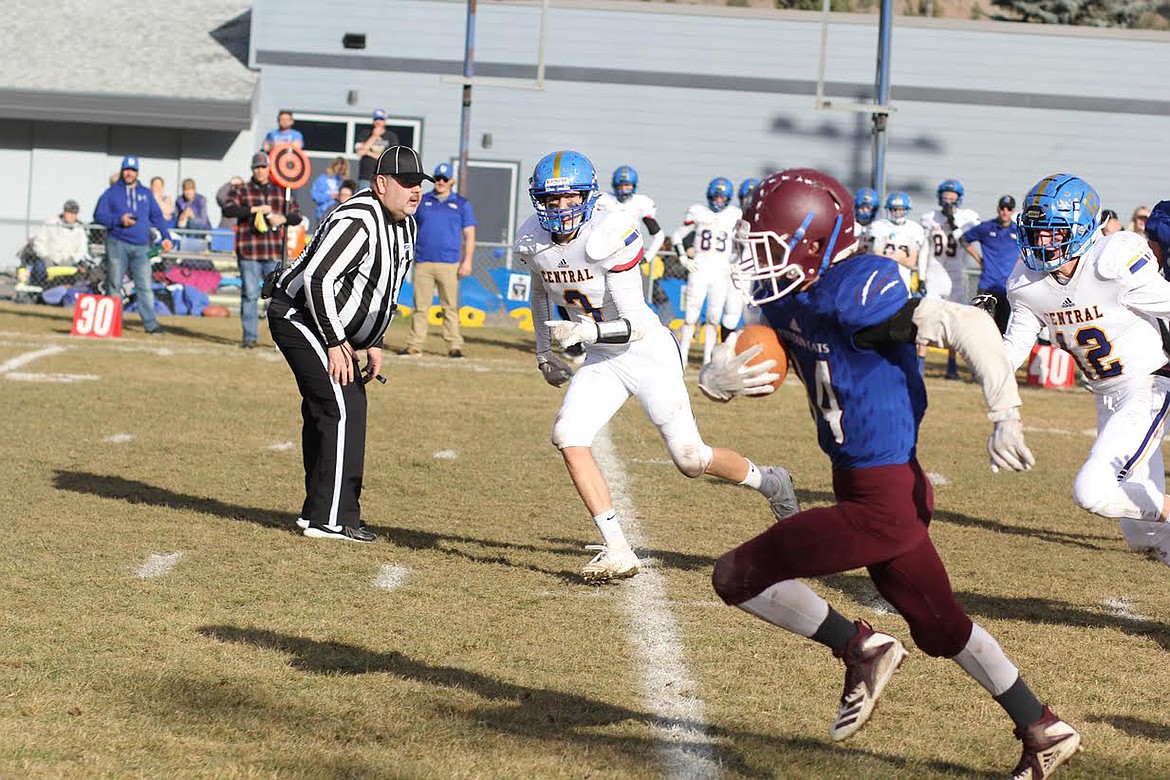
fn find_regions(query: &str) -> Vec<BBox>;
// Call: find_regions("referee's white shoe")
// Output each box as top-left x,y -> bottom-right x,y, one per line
302,522 -> 376,543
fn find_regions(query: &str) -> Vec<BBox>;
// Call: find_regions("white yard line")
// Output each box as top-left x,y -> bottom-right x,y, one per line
134,552 -> 183,579
103,433 -> 136,444
432,450 -> 458,460
926,472 -> 949,486
372,564 -> 411,591
594,428 -> 721,780
0,345 -> 65,373
268,441 -> 295,451
1100,597 -> 1150,622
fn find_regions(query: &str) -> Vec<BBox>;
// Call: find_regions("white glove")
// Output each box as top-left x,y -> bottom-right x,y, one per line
544,315 -> 599,349
987,413 -> 1035,473
698,332 -> 780,402
537,351 -> 572,388
681,254 -> 700,275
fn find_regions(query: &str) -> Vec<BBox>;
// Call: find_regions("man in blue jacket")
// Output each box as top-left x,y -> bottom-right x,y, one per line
93,155 -> 175,334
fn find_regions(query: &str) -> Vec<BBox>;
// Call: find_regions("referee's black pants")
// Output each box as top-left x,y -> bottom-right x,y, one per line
269,307 -> 366,528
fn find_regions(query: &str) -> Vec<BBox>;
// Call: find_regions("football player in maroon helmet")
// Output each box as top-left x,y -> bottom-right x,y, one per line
702,169 -> 1080,778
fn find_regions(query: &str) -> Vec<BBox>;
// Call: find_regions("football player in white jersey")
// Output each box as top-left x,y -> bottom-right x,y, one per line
922,179 -> 981,379
1003,173 -> 1170,565
594,165 -> 665,271
514,150 -> 797,582
853,187 -> 884,254
871,191 -> 928,296
671,177 -> 743,366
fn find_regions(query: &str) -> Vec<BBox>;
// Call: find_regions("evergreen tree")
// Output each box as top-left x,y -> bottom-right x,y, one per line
990,0 -> 1158,26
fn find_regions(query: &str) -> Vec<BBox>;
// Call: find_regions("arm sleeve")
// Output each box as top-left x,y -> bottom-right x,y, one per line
310,176 -> 332,209
606,262 -> 657,342
642,216 -> 661,235
301,219 -> 369,347
1116,246 -> 1170,318
461,199 -> 477,227
221,187 -> 251,219
913,297 -> 1022,421
92,190 -> 117,228
529,270 -> 552,356
1001,300 -> 1045,371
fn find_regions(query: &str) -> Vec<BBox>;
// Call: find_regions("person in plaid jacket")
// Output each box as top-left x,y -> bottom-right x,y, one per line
222,151 -> 304,348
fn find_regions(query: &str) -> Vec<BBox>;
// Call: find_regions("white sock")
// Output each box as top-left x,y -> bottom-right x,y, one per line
739,459 -> 763,490
737,580 -> 829,638
592,510 -> 629,551
702,323 -> 717,365
679,322 -> 696,364
952,622 -> 1020,696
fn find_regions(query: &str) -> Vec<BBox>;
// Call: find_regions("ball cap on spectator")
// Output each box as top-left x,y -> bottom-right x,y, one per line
998,195 -> 1016,210
374,146 -> 433,184
372,108 -> 388,121
120,155 -> 140,171
251,151 -> 270,168
433,162 -> 454,180
62,199 -> 80,213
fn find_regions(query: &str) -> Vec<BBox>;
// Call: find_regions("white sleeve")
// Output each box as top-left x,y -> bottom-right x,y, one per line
1001,298 -> 1045,372
1112,240 -> 1170,318
606,266 -> 657,342
912,297 -> 1023,421
530,270 -> 552,356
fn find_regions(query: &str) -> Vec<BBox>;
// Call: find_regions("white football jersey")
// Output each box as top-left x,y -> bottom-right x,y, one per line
856,219 -> 889,254
921,207 -> 980,300
514,212 -> 654,350
1004,231 -> 1170,392
674,203 -> 742,273
870,219 -> 928,293
595,192 -> 657,222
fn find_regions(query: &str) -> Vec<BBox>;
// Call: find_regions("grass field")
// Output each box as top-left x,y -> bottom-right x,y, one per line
2,301 -> 1169,779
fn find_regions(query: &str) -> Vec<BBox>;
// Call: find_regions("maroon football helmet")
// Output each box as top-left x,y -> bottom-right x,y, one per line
734,168 -> 858,305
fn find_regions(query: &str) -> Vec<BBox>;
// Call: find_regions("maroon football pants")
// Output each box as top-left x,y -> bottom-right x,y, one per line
712,460 -> 974,658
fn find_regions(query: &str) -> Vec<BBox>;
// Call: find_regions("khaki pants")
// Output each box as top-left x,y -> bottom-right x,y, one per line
406,261 -> 462,350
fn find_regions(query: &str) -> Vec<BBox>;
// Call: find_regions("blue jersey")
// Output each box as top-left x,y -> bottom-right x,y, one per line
760,254 -> 926,470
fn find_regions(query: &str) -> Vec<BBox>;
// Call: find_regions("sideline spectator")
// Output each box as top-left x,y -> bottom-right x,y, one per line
222,151 -> 303,349
216,176 -> 245,228
354,109 -> 399,190
30,199 -> 90,285
92,155 -> 174,334
399,162 -> 476,358
1099,208 -> 1122,236
323,179 -> 358,220
176,178 -> 212,231
310,156 -> 350,221
262,110 -> 305,152
150,176 -> 176,226
960,195 -> 1019,333
1129,205 -> 1151,234
268,145 -> 428,543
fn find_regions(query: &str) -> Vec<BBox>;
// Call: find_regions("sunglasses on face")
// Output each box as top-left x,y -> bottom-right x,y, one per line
434,177 -> 451,182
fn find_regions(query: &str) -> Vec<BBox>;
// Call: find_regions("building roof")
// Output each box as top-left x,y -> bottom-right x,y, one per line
0,0 -> 257,131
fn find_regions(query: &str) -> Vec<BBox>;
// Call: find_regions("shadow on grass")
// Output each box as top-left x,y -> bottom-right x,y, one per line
819,572 -> 1170,652
1086,714 -> 1170,742
196,624 -> 988,778
52,470 -> 296,531
934,509 -> 1115,552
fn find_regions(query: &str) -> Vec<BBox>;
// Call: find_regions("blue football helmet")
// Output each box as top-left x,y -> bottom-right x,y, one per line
612,165 -> 638,202
1016,173 -> 1101,272
707,177 -> 734,212
885,191 -> 912,224
738,178 -> 761,209
1147,200 -> 1170,258
529,150 -> 600,234
937,178 -> 964,208
854,187 -> 880,226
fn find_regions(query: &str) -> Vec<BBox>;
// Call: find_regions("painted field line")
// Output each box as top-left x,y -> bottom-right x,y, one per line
1100,597 -> 1149,622
0,345 -> 65,373
134,552 -> 183,579
432,450 -> 458,460
104,433 -> 136,444
372,564 -> 411,591
926,472 -> 949,486
594,428 -> 721,780
1023,425 -> 1097,439
268,441 -> 295,452
5,371 -> 99,382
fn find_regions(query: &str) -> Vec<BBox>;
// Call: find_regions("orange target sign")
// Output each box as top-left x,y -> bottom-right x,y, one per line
269,143 -> 311,189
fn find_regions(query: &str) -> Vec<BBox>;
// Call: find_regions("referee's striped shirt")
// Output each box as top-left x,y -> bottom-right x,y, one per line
274,191 -> 415,350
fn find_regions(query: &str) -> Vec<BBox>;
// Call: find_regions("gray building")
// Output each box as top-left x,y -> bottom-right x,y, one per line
2,0 -> 1167,269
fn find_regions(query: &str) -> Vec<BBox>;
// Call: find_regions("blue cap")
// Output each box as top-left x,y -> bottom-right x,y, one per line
433,162 -> 453,180
372,108 -> 387,121
121,155 -> 139,171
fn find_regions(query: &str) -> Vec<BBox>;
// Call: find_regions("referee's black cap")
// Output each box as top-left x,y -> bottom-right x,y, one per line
374,146 -> 433,184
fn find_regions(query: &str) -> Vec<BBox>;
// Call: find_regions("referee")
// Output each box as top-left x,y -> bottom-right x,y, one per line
268,146 -> 433,542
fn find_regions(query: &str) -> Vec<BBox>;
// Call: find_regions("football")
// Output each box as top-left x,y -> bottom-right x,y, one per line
202,304 -> 230,318
734,324 -> 787,392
